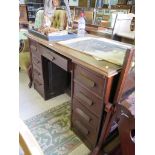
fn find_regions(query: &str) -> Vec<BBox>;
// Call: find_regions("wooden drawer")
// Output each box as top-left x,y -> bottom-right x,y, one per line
30,41 -> 37,53
72,114 -> 98,149
73,82 -> 104,117
72,98 -> 100,132
32,54 -> 42,70
33,67 -> 43,82
34,81 -> 44,98
31,49 -> 41,61
29,39 -> 36,47
33,75 -> 44,97
39,44 -> 70,71
33,71 -> 43,86
30,40 -> 41,59
74,64 -> 106,97
30,44 -> 37,53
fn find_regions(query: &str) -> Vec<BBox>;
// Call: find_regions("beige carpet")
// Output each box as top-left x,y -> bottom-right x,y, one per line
19,71 -> 90,155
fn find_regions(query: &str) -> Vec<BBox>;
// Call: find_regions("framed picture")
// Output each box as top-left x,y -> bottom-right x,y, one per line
78,0 -> 88,7
19,4 -> 28,23
90,0 -> 96,7
74,7 -> 94,24
94,8 -> 130,27
69,0 -> 79,6
95,0 -> 104,8
85,10 -> 94,24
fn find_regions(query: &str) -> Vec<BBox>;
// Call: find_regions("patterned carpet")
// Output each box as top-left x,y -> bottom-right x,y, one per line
25,101 -> 82,155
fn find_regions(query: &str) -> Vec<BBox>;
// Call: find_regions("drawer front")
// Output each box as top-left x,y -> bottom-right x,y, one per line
30,41 -> 40,56
30,44 -> 37,53
33,67 -> 43,82
73,82 -> 103,117
72,115 -> 98,149
34,73 -> 44,96
34,81 -> 44,97
32,55 -> 42,70
39,44 -> 69,71
29,39 -> 36,47
33,71 -> 43,85
74,64 -> 106,96
72,98 -> 100,132
31,49 -> 41,61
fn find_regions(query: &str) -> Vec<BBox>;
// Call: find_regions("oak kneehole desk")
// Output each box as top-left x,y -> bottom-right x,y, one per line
27,33 -> 134,151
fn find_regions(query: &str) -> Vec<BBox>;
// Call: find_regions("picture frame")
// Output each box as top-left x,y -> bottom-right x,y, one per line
78,0 -> 88,7
69,0 -> 79,6
95,0 -> 104,8
74,7 -> 94,24
19,4 -> 28,23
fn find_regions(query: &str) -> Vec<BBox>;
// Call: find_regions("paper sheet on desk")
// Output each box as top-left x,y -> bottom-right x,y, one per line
88,50 -> 125,66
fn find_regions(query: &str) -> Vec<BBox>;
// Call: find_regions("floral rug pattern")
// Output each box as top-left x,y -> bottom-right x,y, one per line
25,101 -> 81,155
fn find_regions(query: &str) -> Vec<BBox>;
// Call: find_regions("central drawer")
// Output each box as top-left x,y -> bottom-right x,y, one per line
39,44 -> 70,72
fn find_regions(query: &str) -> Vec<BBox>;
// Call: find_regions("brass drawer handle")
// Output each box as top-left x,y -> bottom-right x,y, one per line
51,56 -> 55,61
37,60 -> 40,64
75,121 -> 89,135
33,68 -> 41,76
30,45 -> 37,51
79,73 -> 95,88
76,108 -> 91,122
78,92 -> 93,106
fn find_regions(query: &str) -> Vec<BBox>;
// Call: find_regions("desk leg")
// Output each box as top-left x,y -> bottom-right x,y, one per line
27,65 -> 33,88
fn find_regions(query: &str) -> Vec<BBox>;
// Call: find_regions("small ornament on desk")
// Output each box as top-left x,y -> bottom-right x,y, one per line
77,11 -> 86,37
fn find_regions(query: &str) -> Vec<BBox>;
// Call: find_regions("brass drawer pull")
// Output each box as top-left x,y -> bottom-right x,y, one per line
51,56 -> 55,61
78,92 -> 93,106
75,121 -> 89,135
33,68 -> 41,76
76,108 -> 91,122
30,45 -> 37,51
79,73 -> 95,88
37,60 -> 40,64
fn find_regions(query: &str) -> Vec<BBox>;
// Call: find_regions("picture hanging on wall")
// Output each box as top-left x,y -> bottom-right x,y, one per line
69,0 -> 79,6
95,0 -> 104,8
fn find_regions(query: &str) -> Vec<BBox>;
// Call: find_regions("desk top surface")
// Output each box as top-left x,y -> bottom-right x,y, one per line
27,33 -> 134,77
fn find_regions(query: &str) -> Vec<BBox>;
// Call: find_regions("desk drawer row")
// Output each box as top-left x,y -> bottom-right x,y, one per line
71,64 -> 106,150
29,40 -> 45,98
29,39 -> 72,99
